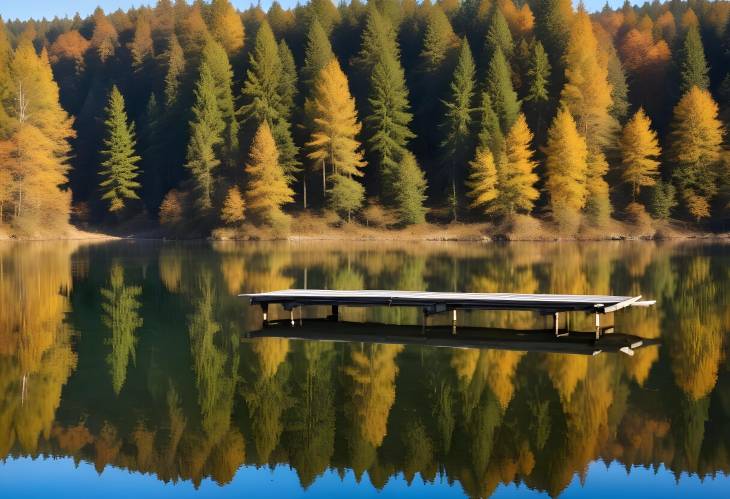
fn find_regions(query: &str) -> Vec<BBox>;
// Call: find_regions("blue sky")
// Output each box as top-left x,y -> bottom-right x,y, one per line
1,0 -> 625,22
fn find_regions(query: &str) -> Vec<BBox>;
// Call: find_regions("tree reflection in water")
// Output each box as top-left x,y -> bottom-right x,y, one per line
0,240 -> 728,497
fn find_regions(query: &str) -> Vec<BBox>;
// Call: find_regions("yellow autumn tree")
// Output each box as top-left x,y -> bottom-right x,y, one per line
0,40 -> 75,234
207,0 -> 244,55
543,107 -> 588,232
669,86 -> 724,220
620,108 -> 661,201
466,147 -> 499,215
244,121 -> 294,224
220,186 -> 245,225
561,5 -> 616,150
493,114 -> 539,217
305,58 -> 366,195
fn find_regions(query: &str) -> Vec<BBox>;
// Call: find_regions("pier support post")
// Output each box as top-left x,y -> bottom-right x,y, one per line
261,304 -> 269,327
452,309 -> 457,335
553,312 -> 568,337
290,308 -> 295,327
595,312 -> 601,340
330,305 -> 339,322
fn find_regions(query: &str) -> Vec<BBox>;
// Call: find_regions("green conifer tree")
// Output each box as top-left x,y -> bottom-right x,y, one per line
99,86 -> 142,214
302,17 -> 335,89
186,63 -> 224,216
201,38 -> 238,169
476,91 -> 504,156
484,7 -> 514,61
485,47 -> 520,135
441,39 -> 476,220
524,41 -> 551,137
394,152 -> 428,225
679,25 -> 709,94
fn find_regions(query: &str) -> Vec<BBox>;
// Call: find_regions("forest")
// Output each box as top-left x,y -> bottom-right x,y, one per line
1,0 -> 730,237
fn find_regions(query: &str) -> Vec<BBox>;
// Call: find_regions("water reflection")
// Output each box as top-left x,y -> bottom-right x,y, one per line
0,240 -> 728,497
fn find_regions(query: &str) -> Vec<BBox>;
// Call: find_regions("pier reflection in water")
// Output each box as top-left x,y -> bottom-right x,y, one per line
0,240 -> 728,497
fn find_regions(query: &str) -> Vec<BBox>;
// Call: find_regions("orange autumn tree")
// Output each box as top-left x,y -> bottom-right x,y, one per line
0,37 -> 75,234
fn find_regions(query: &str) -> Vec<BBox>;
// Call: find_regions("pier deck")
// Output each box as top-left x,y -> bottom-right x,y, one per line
241,289 -> 656,339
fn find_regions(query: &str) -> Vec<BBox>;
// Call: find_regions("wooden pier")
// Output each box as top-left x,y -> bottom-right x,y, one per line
242,289 -> 656,339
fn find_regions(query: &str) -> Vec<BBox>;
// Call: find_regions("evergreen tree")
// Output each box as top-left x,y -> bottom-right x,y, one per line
201,39 -> 238,169
278,40 -> 298,119
493,114 -> 539,216
485,48 -> 520,135
648,180 -> 677,220
670,87 -> 724,220
245,121 -> 294,222
619,108 -> 661,200
441,39 -> 476,220
394,152 -> 428,225
240,21 -> 299,182
305,59 -> 366,200
140,93 -> 163,211
302,17 -> 335,89
360,9 -> 415,202
99,86 -> 142,214
484,6 -> 514,61
330,174 -> 365,222
163,34 -> 185,110
466,147 -> 499,215
679,25 -> 709,94
524,41 -> 551,136
185,63 -> 224,216
606,48 -> 629,122
240,20 -> 283,126
420,6 -> 458,74
476,91 -> 504,157
543,107 -> 588,231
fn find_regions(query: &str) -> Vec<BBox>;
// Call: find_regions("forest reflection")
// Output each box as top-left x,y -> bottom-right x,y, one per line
0,240 -> 728,497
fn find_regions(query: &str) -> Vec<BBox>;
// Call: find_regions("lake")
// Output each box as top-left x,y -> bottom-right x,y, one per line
0,240 -> 728,498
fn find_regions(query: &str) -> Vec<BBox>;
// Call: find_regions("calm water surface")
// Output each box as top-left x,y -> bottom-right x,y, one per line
0,240 -> 728,498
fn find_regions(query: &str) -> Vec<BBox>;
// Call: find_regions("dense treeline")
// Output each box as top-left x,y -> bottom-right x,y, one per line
2,0 -> 730,236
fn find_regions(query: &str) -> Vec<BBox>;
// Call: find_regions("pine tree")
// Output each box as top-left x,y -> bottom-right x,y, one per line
330,174 -> 365,222
543,107 -> 588,231
493,114 -> 538,216
221,186 -> 246,224
441,39 -> 476,220
466,147 -> 499,215
302,17 -> 335,89
163,34 -> 185,110
420,6 -> 458,74
524,41 -> 551,136
305,59 -> 366,199
207,0 -> 245,55
275,40 -> 301,182
606,48 -> 629,122
394,152 -> 428,225
240,20 -> 299,182
245,121 -> 294,222
201,39 -> 238,169
561,5 -> 616,151
619,108 -> 660,200
185,63 -> 224,216
484,7 -> 514,61
679,25 -> 709,94
670,87 -> 724,220
278,40 -> 297,117
485,48 -> 520,134
361,9 -> 415,202
240,20 -> 283,126
476,91 -> 504,157
99,86 -> 142,214
648,180 -> 677,220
